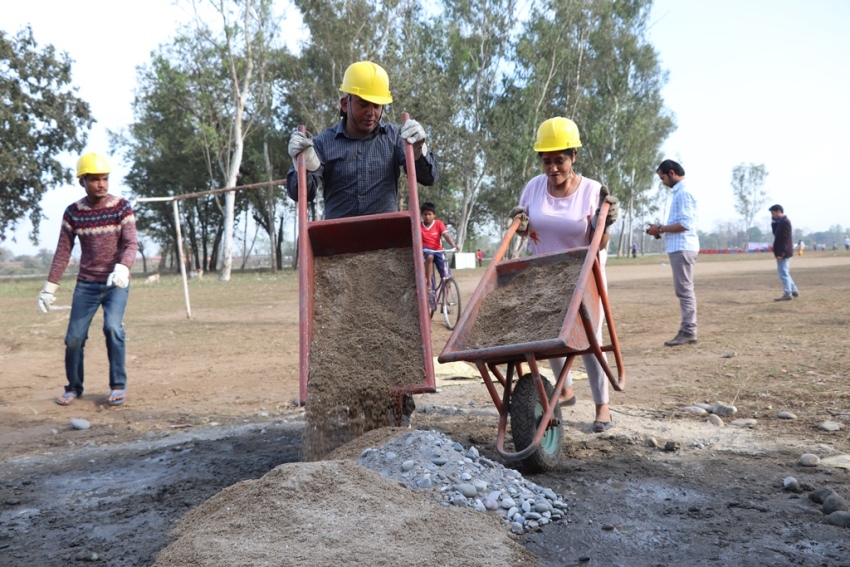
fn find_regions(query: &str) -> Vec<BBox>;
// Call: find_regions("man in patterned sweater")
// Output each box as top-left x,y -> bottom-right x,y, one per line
37,153 -> 138,406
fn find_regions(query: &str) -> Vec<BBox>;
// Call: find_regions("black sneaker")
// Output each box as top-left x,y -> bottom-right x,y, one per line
791,291 -> 799,298
774,294 -> 793,301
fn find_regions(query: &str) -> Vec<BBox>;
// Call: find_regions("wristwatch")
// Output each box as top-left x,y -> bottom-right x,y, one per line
657,224 -> 664,234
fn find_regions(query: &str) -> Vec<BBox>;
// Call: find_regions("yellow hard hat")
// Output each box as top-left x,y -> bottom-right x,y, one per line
76,153 -> 112,178
339,61 -> 393,105
533,117 -> 582,152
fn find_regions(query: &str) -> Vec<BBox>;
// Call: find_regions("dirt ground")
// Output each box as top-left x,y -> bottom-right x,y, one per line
1,250 -> 850,566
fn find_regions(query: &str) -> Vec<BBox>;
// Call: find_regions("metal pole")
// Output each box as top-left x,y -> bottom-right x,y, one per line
172,200 -> 192,319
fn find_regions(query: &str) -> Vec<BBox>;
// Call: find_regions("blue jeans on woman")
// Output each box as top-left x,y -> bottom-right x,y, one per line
776,257 -> 798,295
64,279 -> 130,396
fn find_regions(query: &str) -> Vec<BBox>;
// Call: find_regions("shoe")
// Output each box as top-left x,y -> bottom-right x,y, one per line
108,390 -> 126,406
774,294 -> 793,302
558,395 -> 577,408
664,333 -> 698,347
592,419 -> 615,433
791,291 -> 799,298
55,392 -> 78,406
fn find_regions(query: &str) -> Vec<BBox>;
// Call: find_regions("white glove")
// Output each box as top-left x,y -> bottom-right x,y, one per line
107,264 -> 130,288
508,206 -> 529,232
288,131 -> 320,172
400,119 -> 427,159
38,282 -> 59,314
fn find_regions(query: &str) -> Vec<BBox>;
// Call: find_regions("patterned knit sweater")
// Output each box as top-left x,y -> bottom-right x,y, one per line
48,195 -> 138,284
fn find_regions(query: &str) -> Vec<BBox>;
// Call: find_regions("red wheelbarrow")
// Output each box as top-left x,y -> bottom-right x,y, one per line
295,116 -> 436,440
438,205 -> 625,472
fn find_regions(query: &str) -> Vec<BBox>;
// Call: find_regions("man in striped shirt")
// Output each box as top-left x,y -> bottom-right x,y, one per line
285,61 -> 438,218
38,153 -> 138,406
647,159 -> 700,347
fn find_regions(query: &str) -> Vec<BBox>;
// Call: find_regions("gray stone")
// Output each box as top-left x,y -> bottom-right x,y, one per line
818,421 -> 842,432
783,477 -> 801,493
431,457 -> 448,466
500,497 -> 516,509
456,483 -> 478,498
800,454 -> 821,467
826,511 -> 850,528
70,419 -> 91,430
730,418 -> 757,427
682,406 -> 708,416
402,460 -> 414,472
809,488 -> 837,504
708,414 -> 724,427
777,411 -> 797,420
712,402 -> 737,416
646,437 -> 658,448
822,494 -> 850,515
482,497 -> 499,511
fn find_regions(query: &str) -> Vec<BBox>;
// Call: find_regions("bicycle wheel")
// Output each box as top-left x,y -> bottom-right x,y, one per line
441,277 -> 461,330
428,274 -> 437,318
510,373 -> 563,473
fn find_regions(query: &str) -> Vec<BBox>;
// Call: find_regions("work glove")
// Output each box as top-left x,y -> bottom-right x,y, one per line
591,185 -> 619,232
399,119 -> 427,160
288,131 -> 320,172
508,206 -> 529,232
37,282 -> 59,314
106,264 -> 130,288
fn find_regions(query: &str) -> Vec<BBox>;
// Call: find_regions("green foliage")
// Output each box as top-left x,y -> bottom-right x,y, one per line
0,26 -> 93,243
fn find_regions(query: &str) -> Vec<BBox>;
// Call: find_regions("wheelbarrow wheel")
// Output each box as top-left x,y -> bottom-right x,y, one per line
510,373 -> 563,473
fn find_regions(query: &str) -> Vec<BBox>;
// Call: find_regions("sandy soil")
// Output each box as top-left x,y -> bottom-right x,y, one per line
1,251 -> 850,565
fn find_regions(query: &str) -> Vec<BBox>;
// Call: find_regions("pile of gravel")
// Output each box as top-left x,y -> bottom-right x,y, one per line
356,429 -> 568,534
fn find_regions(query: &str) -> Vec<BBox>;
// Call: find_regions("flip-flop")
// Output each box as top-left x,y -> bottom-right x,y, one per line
55,392 -> 78,406
108,390 -> 126,406
592,419 -> 615,433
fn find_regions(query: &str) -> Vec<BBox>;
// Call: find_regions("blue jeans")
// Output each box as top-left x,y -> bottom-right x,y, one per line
64,280 -> 130,396
776,257 -> 798,295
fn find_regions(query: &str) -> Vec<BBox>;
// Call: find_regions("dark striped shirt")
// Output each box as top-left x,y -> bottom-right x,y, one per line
48,195 -> 138,284
286,119 -> 438,219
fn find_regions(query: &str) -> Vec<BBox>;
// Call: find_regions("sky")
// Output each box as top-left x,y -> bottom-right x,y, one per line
3,0 -> 850,255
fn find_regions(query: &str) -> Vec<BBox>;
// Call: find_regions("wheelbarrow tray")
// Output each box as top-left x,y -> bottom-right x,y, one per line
438,247 -> 601,366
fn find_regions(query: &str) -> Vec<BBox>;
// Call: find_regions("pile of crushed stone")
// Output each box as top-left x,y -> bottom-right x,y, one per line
356,429 -> 568,534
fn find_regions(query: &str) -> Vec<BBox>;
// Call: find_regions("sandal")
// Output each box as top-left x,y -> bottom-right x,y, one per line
592,419 -> 615,433
108,390 -> 126,406
55,392 -> 78,406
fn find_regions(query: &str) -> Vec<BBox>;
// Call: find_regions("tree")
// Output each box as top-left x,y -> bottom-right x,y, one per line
730,162 -> 769,250
0,26 -> 93,243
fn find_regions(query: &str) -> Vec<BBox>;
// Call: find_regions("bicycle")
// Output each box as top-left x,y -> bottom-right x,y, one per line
424,248 -> 462,330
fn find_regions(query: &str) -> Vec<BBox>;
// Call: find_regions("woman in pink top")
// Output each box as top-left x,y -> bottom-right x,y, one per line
513,117 -> 618,433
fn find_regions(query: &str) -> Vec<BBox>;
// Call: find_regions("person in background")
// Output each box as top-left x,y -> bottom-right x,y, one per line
285,60 -> 438,218
509,117 -> 619,433
646,159 -> 699,347
420,201 -> 458,298
39,153 -> 138,407
769,204 -> 799,301
476,248 -> 483,267
631,242 -> 638,258
797,240 -> 805,256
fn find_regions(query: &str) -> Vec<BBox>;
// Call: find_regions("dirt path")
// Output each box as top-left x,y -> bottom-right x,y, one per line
1,252 -> 849,565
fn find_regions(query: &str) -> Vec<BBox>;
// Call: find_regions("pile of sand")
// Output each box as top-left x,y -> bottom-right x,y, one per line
153,458 -> 533,566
